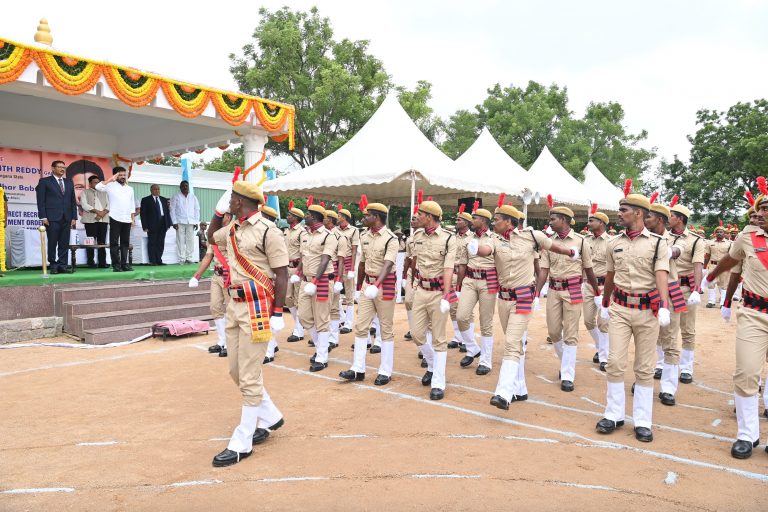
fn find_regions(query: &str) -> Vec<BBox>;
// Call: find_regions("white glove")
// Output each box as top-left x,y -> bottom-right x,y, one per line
333,280 -> 344,293
364,285 -> 379,300
304,281 -> 317,295
354,290 -> 361,301
701,277 -> 711,290
467,239 -> 479,256
346,271 -> 355,280
721,306 -> 732,322
440,299 -> 450,314
600,306 -> 611,319
214,189 -> 232,215
570,247 -> 580,261
687,291 -> 701,305
455,290 -> 461,299
658,307 -> 671,327
270,315 -> 285,332
289,274 -> 301,284
188,277 -> 199,288
532,296 -> 541,312
594,295 -> 602,307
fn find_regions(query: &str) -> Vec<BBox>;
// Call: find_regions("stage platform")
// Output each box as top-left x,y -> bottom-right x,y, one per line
0,264 -> 208,288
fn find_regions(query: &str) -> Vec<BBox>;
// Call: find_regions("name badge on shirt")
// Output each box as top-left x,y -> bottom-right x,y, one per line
613,248 -> 624,253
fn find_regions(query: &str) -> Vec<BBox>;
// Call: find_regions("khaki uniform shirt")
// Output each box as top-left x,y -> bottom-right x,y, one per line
707,239 -> 731,265
300,226 -> 338,278
80,188 -> 110,224
585,232 -> 609,277
728,227 -> 768,297
540,229 -> 593,277
286,223 -> 303,261
730,226 -> 761,274
331,226 -> 351,271
337,224 -> 360,258
227,213 -> 288,284
670,228 -> 706,275
414,227 -> 458,279
606,228 -> 670,293
458,230 -> 496,269
661,229 -> 678,282
360,228 -> 398,276
484,229 -> 553,288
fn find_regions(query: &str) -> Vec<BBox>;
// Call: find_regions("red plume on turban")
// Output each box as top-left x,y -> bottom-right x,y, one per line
307,195 -> 314,207
232,166 -> 241,183
417,190 -> 423,205
458,203 -> 466,214
623,179 -> 632,198
413,204 -> 419,214
497,193 -> 506,209
359,194 -> 369,211
472,200 -> 479,212
337,203 -> 343,211
719,219 -> 724,227
669,195 -> 679,208
427,196 -> 433,201
590,203 -> 599,215
744,190 -> 755,206
288,200 -> 294,210
546,194 -> 554,209
758,176 -> 768,196
649,192 -> 659,204
320,201 -> 326,208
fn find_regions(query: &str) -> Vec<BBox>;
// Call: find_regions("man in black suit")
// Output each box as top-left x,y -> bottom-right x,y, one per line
140,184 -> 172,265
36,160 -> 77,274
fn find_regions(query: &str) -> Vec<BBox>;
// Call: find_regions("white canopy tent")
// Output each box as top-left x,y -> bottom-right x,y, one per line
583,160 -> 624,211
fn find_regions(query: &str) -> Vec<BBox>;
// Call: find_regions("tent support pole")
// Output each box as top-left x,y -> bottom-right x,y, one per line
523,203 -> 528,228
409,170 -> 416,236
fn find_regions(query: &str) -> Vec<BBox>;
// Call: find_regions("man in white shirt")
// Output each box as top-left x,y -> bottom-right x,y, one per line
96,167 -> 136,272
80,175 -> 110,268
170,180 -> 200,264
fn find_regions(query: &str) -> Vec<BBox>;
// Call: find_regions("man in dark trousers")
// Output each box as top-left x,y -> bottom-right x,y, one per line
140,184 -> 172,265
36,160 -> 77,274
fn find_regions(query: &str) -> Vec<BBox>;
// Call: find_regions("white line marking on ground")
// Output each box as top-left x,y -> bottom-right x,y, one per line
410,474 -> 481,479
270,362 -> 768,483
590,368 -> 605,376
257,477 -> 329,483
678,404 -> 717,412
665,472 -> 678,485
504,435 -> 559,444
191,345 -> 209,352
167,480 -> 222,488
580,396 -> 604,408
325,434 -> 373,439
208,437 -> 230,442
711,419 -> 722,427
695,382 -> 731,397
550,481 -> 617,492
536,375 -> 555,384
1,487 -> 75,494
76,441 -> 118,446
448,434 -> 486,439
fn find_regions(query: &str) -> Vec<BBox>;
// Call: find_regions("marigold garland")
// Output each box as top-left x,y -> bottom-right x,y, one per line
211,93 -> 253,126
0,40 -> 34,84
160,81 -> 210,118
102,66 -> 160,107
34,51 -> 101,95
253,101 -> 290,132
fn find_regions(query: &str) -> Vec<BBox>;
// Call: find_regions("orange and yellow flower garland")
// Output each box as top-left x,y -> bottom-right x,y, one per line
34,51 -> 101,95
0,40 -> 34,84
102,66 -> 160,107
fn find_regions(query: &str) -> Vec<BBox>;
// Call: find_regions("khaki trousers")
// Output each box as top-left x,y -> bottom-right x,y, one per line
679,286 -> 698,351
606,303 -> 660,387
330,285 -> 340,321
497,299 -> 530,362
298,282 -> 331,332
457,278 -> 496,336
355,285 -> 395,340
708,264 -> 729,289
412,287 -> 448,352
404,272 -> 415,311
734,307 -> 768,397
210,274 -> 229,319
657,309 -> 682,365
582,284 -> 609,332
546,289 -> 582,346
285,267 -> 300,309
343,275 -> 355,306
225,299 -> 267,406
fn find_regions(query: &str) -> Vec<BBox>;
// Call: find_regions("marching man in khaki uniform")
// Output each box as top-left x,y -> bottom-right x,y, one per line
596,188 -> 671,443
340,200 -> 398,385
293,199 -> 339,372
457,205 -> 498,375
411,200 -> 458,401
704,176 -> 768,459
323,209 -> 349,349
583,204 -> 611,371
403,214 -> 420,341
449,205 -> 473,351
260,206 -> 283,363
668,198 -> 706,384
337,207 -> 360,334
470,202 -> 575,410
212,181 -> 288,467
705,224 -> 731,308
536,196 -> 600,392
285,202 -> 305,343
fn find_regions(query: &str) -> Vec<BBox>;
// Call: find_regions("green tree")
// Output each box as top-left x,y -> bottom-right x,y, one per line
441,109 -> 480,159
196,146 -> 244,173
395,80 -> 443,144
656,100 -> 768,217
150,155 -> 181,167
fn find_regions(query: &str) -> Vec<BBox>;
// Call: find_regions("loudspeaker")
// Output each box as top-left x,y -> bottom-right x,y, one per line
458,197 -> 480,212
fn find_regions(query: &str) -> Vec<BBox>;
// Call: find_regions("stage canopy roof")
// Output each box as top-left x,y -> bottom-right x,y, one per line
583,160 -> 624,210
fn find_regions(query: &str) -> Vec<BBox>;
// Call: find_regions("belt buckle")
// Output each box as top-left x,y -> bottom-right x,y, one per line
625,295 -> 642,306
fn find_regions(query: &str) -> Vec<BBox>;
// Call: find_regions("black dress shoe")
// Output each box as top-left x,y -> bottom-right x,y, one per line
476,365 -> 491,376
59,266 -> 74,274
593,352 -> 600,363
370,345 -> 381,354
731,439 -> 759,459
404,331 -> 412,340
98,263 -> 109,268
87,263 -> 98,269
287,335 -> 302,343
659,392 -> 675,406
631,382 -> 635,395
490,395 -> 509,410
513,394 -> 528,401
219,348 -> 227,357
263,356 -> 274,364
561,380 -> 574,392
310,353 -> 316,363
339,327 -> 352,335
764,409 -> 768,419
369,327 -> 376,335
447,340 -> 459,349
156,262 -> 167,266
420,359 -> 428,368
430,388 -> 444,400
329,342 -> 338,349
547,336 -> 552,343
460,353 -> 479,367
50,266 -> 60,274
599,362 -> 607,372
212,448 -> 252,467
654,368 -> 662,380
421,371 -> 433,386
268,418 -> 285,431
705,303 -> 716,308
309,361 -> 328,372
112,267 -> 122,272
634,427 -> 653,442
339,370 -> 365,381
679,372 -> 693,384
308,339 -> 315,347
121,265 -> 133,272
374,374 -> 390,386
459,344 -> 467,353
208,344 -> 222,353
596,418 -> 624,434
252,428 -> 270,445
274,347 -> 279,353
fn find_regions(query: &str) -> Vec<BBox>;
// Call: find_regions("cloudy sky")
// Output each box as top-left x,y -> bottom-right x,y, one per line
5,1 -> 767,168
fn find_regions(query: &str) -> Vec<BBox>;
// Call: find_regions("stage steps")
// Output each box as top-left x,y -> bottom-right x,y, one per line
57,280 -> 214,345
